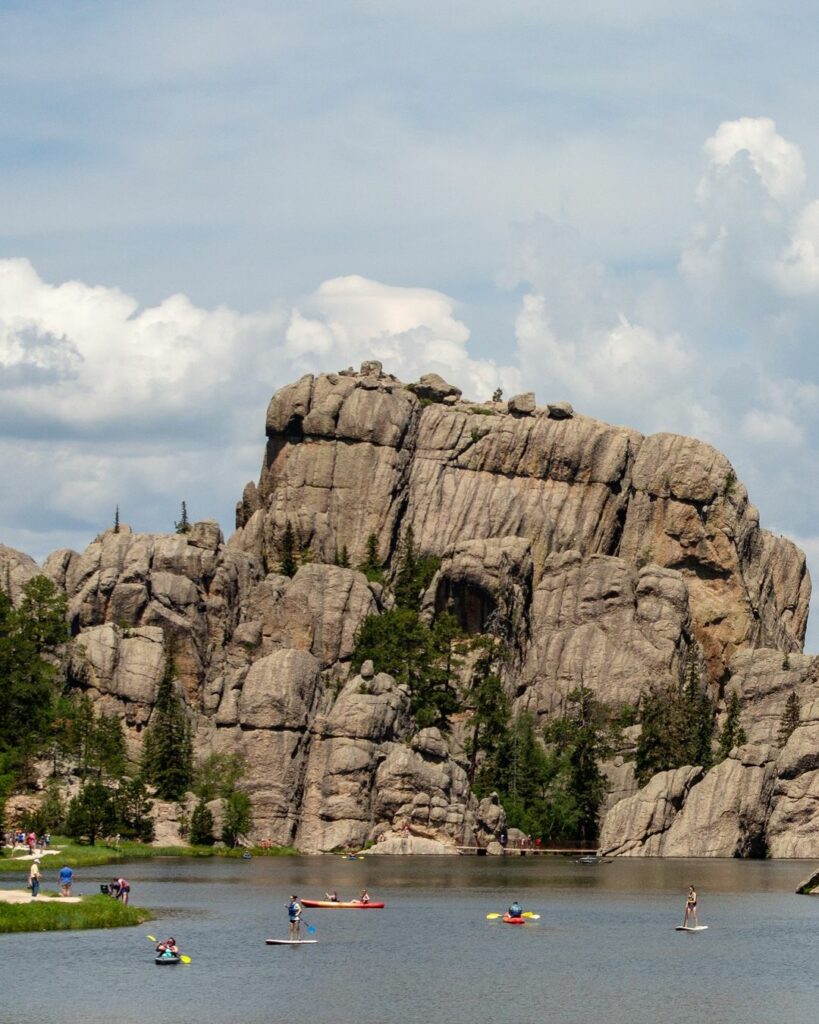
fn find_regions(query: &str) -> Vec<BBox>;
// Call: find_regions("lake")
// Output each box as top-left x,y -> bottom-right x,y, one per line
0,855 -> 815,1024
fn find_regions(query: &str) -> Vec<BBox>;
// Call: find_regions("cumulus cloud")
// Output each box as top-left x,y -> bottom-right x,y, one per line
285,274 -> 520,401
700,117 -> 805,204
0,263 -> 520,562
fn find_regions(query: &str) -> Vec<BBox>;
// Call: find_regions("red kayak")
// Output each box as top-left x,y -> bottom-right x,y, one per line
502,914 -> 526,925
300,899 -> 385,909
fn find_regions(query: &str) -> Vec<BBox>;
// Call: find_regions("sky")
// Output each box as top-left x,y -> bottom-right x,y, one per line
2,1 -> 819,649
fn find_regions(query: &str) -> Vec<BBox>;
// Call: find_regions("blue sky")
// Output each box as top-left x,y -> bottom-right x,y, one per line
2,1 -> 819,649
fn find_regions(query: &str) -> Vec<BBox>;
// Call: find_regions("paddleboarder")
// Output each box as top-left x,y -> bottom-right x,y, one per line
287,894 -> 303,940
683,885 -> 698,928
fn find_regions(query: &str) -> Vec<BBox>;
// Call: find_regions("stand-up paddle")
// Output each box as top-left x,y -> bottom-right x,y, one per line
676,925 -> 708,932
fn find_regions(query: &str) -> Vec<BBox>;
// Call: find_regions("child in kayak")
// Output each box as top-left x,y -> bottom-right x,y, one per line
360,889 -> 371,904
324,890 -> 340,902
508,901 -> 523,918
156,938 -> 179,958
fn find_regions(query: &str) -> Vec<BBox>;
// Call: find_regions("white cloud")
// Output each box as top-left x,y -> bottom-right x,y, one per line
741,409 -> 805,447
701,117 -> 805,204
285,274 -> 520,401
0,258 -> 284,431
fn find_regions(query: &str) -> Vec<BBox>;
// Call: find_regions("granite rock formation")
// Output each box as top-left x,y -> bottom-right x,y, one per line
5,361 -> 816,855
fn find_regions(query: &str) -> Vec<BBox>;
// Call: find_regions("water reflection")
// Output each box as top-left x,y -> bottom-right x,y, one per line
0,855 -> 815,1024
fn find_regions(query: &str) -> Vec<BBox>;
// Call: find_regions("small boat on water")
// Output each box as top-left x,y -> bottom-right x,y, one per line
502,914 -> 526,925
576,855 -> 612,865
300,899 -> 385,909
155,955 -> 182,965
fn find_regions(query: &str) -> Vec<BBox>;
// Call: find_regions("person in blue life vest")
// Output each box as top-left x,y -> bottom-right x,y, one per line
507,900 -> 523,918
287,895 -> 302,940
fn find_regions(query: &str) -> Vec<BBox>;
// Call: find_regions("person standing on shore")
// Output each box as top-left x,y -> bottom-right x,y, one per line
28,859 -> 41,899
59,865 -> 74,897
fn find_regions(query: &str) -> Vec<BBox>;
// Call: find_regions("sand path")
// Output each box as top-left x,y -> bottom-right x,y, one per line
0,888 -> 82,904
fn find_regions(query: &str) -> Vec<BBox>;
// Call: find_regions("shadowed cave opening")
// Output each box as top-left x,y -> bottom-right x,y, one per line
435,578 -> 497,635
285,414 -> 305,443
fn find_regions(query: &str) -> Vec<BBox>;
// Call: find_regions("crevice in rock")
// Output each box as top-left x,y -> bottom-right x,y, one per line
668,556 -> 730,581
434,577 -> 497,635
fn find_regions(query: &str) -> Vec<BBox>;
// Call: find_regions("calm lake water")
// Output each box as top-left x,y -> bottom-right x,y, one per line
1,855 -> 816,1024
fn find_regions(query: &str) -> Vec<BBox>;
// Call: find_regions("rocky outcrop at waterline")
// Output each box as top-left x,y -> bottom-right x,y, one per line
4,361 -> 816,855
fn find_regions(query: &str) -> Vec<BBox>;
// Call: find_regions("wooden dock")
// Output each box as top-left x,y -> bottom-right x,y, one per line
456,845 -> 597,857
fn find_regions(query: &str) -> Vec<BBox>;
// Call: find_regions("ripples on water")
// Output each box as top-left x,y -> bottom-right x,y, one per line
0,856 -> 814,1024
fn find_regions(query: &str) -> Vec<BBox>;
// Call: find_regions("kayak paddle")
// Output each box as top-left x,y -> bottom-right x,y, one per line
485,912 -> 540,921
147,935 -> 192,963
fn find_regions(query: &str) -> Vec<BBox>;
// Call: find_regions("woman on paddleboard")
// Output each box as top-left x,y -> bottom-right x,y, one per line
683,885 -> 698,928
287,895 -> 302,940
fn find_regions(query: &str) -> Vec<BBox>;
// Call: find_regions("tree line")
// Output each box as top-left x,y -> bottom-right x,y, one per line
0,576 -> 252,848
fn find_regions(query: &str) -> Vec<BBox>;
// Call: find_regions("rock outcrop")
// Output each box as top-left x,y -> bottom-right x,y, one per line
4,362 -> 815,856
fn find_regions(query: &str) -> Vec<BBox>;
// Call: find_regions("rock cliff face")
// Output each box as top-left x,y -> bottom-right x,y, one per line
6,362 -> 816,855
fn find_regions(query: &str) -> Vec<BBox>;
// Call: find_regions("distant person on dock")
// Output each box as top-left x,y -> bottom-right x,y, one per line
28,859 -> 41,898
288,895 -> 302,940
683,885 -> 698,928
59,864 -> 74,897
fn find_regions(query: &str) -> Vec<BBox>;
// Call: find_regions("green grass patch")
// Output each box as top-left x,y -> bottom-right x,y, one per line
0,894 -> 152,933
0,838 -> 299,871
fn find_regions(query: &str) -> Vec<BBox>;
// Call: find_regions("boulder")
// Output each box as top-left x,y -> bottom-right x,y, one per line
414,373 -> 462,403
507,392 -> 535,415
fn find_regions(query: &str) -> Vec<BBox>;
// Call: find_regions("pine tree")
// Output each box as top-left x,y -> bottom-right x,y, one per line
358,533 -> 384,583
635,648 -> 715,784
142,639 -> 193,800
65,780 -> 116,845
718,690 -> 747,758
190,798 -> 215,845
175,501 -> 191,534
115,775 -> 155,841
778,691 -> 801,746
222,791 -> 253,846
334,545 -> 350,568
114,505 -> 120,534
280,522 -> 297,577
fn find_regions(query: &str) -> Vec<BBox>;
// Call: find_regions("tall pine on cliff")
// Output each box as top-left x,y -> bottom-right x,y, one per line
142,639 -> 193,800
635,648 -> 715,785
353,528 -> 458,730
0,576 -> 69,789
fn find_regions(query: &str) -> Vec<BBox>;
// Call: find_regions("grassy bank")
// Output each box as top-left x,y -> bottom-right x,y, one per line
0,894 -> 152,933
0,838 -> 298,871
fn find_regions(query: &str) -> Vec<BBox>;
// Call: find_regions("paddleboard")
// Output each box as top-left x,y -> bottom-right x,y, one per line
675,925 -> 708,931
266,939 -> 318,945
